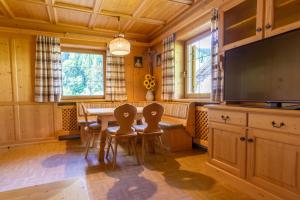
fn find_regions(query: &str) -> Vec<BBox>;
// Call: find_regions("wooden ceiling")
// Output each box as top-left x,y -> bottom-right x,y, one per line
0,0 -> 209,43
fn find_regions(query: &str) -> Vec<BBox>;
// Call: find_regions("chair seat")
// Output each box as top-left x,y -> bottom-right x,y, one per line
133,124 -> 147,132
106,126 -> 135,135
159,121 -> 183,129
87,122 -> 101,130
133,124 -> 163,136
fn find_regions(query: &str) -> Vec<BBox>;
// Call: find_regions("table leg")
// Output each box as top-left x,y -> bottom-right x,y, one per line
98,118 -> 108,162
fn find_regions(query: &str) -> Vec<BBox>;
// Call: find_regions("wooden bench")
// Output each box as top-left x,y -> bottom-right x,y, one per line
76,101 -> 194,152
158,102 -> 195,152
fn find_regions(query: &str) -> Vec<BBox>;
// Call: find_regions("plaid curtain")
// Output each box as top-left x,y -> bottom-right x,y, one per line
211,8 -> 224,102
105,50 -> 127,101
34,35 -> 62,102
161,34 -> 175,101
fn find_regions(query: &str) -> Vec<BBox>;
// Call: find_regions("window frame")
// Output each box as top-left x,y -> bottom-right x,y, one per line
184,30 -> 212,99
61,47 -> 106,100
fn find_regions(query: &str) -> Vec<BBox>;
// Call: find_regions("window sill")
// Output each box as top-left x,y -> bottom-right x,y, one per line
173,98 -> 218,104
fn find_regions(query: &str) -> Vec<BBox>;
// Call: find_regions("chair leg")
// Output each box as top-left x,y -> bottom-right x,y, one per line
158,136 -> 164,149
141,136 -> 146,164
112,140 -> 118,169
106,137 -> 112,159
91,132 -> 96,147
131,138 -> 140,165
158,135 -> 166,161
84,132 -> 92,158
127,141 -> 132,155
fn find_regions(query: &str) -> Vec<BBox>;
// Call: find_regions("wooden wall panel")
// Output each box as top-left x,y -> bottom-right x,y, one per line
0,37 -> 13,102
125,46 -> 150,101
0,106 -> 15,144
15,38 -> 35,102
19,104 -> 55,140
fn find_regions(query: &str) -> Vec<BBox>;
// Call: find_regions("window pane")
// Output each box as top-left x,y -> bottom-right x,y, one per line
62,52 -> 104,97
187,34 -> 212,95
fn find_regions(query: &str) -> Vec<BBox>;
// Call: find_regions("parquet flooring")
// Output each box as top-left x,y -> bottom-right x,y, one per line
0,179 -> 89,200
0,141 -> 253,200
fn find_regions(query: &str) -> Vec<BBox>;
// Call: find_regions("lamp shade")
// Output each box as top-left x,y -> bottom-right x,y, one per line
109,34 -> 130,56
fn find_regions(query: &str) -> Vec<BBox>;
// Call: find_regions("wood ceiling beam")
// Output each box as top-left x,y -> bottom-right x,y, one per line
46,0 -> 57,24
53,1 -> 93,12
52,1 -> 165,26
122,0 -> 153,32
100,10 -> 164,25
9,0 -> 165,28
0,17 -> 148,40
0,25 -> 151,46
168,0 -> 194,5
88,0 -> 104,28
0,0 -> 15,18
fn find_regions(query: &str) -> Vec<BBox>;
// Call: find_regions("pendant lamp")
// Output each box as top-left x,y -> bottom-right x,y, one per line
109,17 -> 130,56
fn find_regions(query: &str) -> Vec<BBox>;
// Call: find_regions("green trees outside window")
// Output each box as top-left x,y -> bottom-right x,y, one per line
61,52 -> 104,97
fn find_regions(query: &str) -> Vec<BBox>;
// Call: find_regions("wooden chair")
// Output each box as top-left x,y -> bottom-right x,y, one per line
105,104 -> 139,169
80,103 -> 101,158
133,103 -> 165,164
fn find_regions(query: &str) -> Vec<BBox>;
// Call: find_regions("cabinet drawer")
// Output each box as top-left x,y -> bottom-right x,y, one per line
208,110 -> 247,126
249,113 -> 300,135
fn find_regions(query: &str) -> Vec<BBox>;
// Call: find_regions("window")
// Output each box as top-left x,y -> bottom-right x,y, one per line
185,32 -> 212,98
61,51 -> 104,98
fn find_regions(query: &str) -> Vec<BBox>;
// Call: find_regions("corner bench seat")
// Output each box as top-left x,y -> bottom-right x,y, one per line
76,101 -> 194,152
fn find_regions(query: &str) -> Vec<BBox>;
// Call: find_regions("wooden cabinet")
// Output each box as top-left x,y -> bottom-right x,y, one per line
247,129 -> 300,200
219,0 -> 300,51
208,109 -> 247,126
206,105 -> 300,200
219,0 -> 264,51
209,122 -> 246,178
265,0 -> 300,38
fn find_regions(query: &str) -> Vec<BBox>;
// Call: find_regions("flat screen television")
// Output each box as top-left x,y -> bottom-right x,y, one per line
224,28 -> 300,104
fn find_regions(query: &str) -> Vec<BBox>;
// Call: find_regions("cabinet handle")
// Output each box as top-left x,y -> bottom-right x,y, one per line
265,23 -> 272,29
256,27 -> 262,32
221,115 -> 230,122
271,121 -> 285,128
240,137 -> 246,142
247,138 -> 254,143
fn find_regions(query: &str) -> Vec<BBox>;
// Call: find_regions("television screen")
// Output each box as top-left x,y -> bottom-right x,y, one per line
224,28 -> 300,103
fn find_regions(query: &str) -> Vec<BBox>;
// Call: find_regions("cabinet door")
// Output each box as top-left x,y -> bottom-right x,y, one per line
247,129 -> 300,200
208,122 -> 247,178
265,0 -> 300,38
219,0 -> 264,51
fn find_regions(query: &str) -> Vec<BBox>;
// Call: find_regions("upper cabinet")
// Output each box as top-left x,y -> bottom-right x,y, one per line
219,0 -> 264,51
265,0 -> 300,38
219,0 -> 300,51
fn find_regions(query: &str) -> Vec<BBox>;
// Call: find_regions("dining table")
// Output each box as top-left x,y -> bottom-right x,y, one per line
87,107 -> 144,162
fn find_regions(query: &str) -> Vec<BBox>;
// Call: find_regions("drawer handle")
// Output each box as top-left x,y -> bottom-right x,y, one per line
256,27 -> 262,32
247,138 -> 254,143
265,23 -> 272,29
240,137 -> 246,142
271,121 -> 285,128
221,115 -> 230,121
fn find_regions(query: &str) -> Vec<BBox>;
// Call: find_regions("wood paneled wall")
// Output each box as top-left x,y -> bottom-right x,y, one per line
125,46 -> 150,101
0,32 -> 150,146
0,32 -> 56,146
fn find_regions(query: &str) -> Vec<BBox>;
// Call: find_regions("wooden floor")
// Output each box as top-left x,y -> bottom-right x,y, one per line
0,140 -> 253,200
